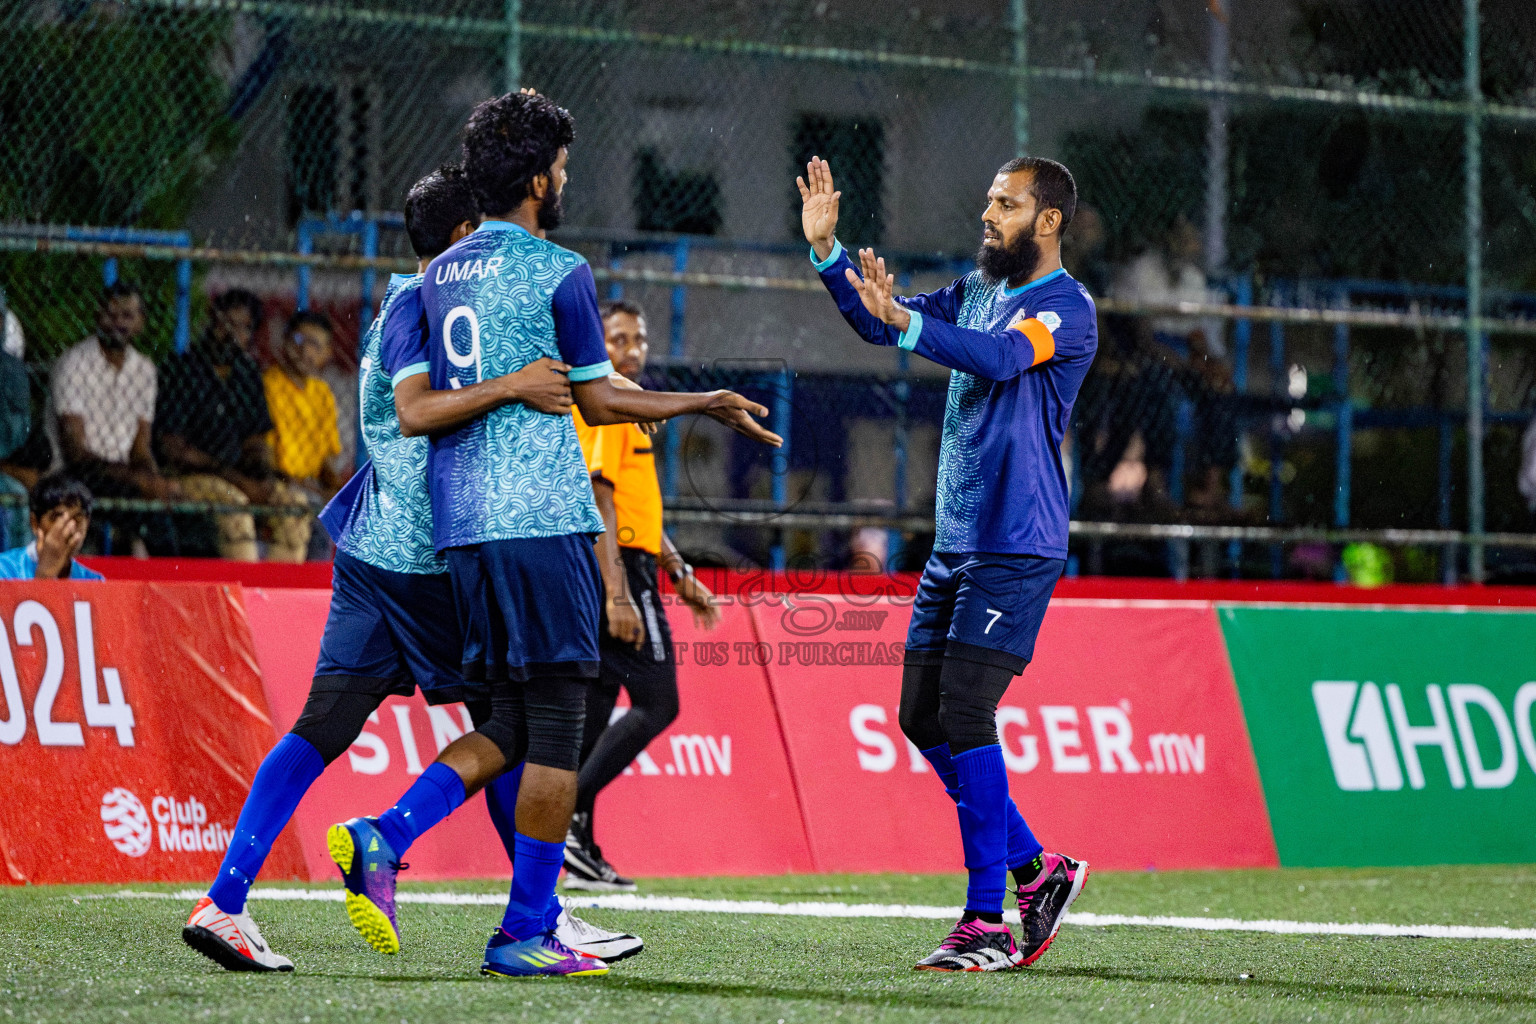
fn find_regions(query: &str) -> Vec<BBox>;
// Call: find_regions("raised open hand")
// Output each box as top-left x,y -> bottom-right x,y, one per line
844,248 -> 912,331
796,156 -> 841,261
701,391 -> 784,447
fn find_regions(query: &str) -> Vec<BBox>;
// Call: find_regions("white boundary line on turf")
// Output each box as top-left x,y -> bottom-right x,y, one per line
97,888 -> 1536,942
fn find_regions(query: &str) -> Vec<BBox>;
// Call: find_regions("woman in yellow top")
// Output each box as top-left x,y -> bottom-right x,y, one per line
565,299 -> 719,892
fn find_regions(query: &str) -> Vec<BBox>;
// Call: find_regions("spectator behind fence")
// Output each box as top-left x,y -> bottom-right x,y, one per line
1,282 -> 24,361
0,473 -> 104,580
0,285 -> 33,547
263,311 -> 345,505
1112,216 -> 1225,357
156,290 -> 310,562
51,283 -> 180,530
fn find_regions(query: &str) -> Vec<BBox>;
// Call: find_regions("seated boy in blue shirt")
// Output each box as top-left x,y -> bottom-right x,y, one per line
0,473 -> 104,580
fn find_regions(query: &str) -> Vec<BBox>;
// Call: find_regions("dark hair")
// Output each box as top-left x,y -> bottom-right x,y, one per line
404,165 -> 479,259
998,156 -> 1077,231
211,288 -> 263,327
101,280 -> 142,308
599,298 -> 645,321
30,473 -> 92,520
462,91 -> 576,217
285,310 -> 333,338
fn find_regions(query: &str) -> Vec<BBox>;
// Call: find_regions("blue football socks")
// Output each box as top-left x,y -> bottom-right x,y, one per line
209,733 -> 324,914
484,761 -> 526,860
501,833 -> 567,939
375,761 -> 466,857
484,764 -> 563,932
922,742 -> 1042,879
952,744 -> 1010,914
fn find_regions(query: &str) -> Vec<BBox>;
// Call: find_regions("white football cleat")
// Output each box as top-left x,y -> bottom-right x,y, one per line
182,896 -> 294,972
554,900 -> 644,963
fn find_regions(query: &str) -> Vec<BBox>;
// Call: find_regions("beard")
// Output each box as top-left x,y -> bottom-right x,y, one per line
975,224 -> 1042,284
537,189 -> 565,231
98,332 -> 128,352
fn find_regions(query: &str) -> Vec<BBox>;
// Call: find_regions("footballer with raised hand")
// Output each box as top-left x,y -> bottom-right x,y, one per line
798,154 -> 1097,972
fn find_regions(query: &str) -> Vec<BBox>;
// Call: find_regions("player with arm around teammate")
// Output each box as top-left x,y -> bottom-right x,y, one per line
342,89 -> 778,980
799,154 -> 1096,972
180,166 -> 635,972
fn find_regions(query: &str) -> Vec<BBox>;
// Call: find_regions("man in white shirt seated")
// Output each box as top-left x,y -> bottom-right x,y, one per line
51,282 -> 180,503
0,473 -> 104,580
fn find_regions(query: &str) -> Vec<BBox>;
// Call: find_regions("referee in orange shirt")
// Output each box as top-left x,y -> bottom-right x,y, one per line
564,299 -> 720,891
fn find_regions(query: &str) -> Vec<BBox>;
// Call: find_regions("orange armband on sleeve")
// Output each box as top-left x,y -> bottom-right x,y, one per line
1009,318 -> 1056,367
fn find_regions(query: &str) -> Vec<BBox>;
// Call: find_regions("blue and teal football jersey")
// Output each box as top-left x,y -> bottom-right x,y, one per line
327,272 -> 444,575
420,221 -> 612,551
813,241 -> 1097,558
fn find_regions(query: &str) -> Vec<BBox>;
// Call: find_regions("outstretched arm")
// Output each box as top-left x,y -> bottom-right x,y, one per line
841,249 -> 1077,382
553,264 -> 781,446
571,377 -> 781,447
384,284 -> 575,436
395,358 -> 571,437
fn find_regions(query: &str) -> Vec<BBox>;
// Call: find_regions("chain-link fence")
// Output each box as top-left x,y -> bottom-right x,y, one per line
2,0 -> 1535,580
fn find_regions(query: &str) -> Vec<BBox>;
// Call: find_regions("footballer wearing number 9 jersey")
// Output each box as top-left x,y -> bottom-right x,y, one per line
413,89 -> 779,978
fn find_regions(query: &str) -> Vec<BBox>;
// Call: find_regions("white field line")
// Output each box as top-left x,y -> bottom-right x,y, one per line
97,888 -> 1536,942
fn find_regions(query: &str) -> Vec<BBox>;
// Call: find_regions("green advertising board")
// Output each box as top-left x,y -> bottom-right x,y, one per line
1219,605 -> 1536,867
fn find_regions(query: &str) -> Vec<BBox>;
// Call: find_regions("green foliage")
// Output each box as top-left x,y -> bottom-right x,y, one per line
0,8 -> 240,228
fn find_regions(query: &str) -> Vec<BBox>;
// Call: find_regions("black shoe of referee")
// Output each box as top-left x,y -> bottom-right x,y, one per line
563,825 -> 638,893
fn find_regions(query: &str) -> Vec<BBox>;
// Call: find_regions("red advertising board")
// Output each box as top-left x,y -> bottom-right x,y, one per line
0,582 -> 307,884
8,575 -> 1282,884
752,594 -> 1278,872
243,588 -> 814,880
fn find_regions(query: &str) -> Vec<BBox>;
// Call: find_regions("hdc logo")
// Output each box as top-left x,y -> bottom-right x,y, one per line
1313,681 -> 1536,791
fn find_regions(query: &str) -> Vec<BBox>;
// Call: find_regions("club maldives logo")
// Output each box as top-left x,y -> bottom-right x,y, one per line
1313,681 -> 1536,792
99,788 -> 234,856
100,787 -> 151,857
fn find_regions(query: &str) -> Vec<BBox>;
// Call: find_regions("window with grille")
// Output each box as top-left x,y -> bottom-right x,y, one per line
285,80 -> 374,224
791,114 -> 885,247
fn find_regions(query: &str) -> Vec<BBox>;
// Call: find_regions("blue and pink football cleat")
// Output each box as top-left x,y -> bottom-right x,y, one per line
481,928 -> 610,977
1016,851 -> 1089,965
327,817 -> 405,954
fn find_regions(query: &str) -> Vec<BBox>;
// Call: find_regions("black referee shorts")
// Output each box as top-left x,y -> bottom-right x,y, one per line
597,547 -> 677,689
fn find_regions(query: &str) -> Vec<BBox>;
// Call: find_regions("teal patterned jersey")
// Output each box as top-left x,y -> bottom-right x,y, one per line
421,221 -> 612,550
332,273 -> 444,574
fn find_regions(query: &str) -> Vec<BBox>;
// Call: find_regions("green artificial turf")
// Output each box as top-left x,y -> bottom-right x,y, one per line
3,867 -> 1534,1023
